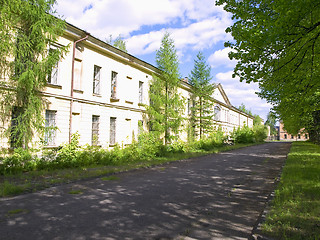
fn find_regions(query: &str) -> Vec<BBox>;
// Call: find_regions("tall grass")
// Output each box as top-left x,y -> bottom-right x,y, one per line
262,141 -> 320,239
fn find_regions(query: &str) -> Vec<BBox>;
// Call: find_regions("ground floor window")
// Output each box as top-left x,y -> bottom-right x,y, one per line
45,110 -> 56,146
92,115 -> 100,146
110,117 -> 116,145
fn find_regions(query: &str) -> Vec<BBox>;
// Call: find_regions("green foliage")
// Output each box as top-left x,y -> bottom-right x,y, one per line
231,125 -> 254,144
194,127 -> 227,151
0,0 -> 68,148
106,34 -> 128,53
216,0 -> 320,143
265,112 -> 278,136
263,142 -> 320,239
237,103 -> 252,116
231,124 -> 267,144
147,32 -> 185,145
189,52 -> 215,139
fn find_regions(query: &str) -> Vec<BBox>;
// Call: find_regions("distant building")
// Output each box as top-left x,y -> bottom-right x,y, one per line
279,121 -> 309,141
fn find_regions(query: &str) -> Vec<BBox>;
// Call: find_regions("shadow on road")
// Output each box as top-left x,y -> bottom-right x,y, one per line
0,142 -> 291,240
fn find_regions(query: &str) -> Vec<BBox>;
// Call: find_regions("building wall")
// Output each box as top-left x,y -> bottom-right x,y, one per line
1,23 -> 255,149
279,122 -> 309,141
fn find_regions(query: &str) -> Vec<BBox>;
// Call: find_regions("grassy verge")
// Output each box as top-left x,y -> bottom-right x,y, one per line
0,143 -> 254,197
262,141 -> 320,239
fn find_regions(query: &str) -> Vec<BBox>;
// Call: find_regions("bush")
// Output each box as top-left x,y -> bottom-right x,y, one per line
231,125 -> 255,144
253,125 -> 268,142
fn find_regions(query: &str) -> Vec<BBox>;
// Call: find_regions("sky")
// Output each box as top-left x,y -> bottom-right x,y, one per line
54,0 -> 272,121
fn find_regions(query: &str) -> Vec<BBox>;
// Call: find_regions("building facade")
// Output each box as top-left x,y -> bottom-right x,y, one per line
1,22 -> 254,149
279,121 -> 309,141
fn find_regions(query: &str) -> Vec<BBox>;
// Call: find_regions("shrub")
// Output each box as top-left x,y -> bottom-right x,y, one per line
253,125 -> 268,142
231,125 -> 255,144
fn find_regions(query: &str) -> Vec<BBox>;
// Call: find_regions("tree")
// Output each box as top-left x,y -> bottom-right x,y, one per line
0,0 -> 67,148
189,52 -> 215,139
237,103 -> 252,115
265,112 -> 277,136
147,32 -> 185,145
106,34 -> 128,53
253,114 -> 263,126
216,0 -> 320,142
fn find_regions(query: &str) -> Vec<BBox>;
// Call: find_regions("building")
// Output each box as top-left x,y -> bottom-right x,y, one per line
1,22 -> 254,149
279,121 -> 309,141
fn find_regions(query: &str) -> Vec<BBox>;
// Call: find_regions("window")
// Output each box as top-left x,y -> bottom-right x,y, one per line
93,65 -> 101,94
139,81 -> 143,103
284,134 -> 287,139
291,135 -> 294,139
48,48 -> 59,85
305,134 -> 308,139
298,134 -> 301,139
110,117 -> 116,145
45,110 -> 56,146
92,115 -> 100,145
10,107 -> 22,148
214,106 -> 221,121
111,71 -> 117,99
138,120 -> 143,136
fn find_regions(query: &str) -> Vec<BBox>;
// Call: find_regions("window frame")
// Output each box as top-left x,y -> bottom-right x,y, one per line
93,65 -> 101,94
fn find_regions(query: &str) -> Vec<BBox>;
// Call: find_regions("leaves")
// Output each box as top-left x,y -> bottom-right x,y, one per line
0,0 -> 68,148
147,32 -> 185,145
217,0 -> 320,141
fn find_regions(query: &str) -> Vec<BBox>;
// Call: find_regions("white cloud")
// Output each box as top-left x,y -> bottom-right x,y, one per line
215,71 -> 272,120
209,48 -> 237,69
55,0 -> 232,56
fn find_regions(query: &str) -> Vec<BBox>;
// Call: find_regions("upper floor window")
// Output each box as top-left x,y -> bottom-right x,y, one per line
139,81 -> 143,103
214,106 -> 221,121
93,65 -> 101,94
111,71 -> 118,99
45,110 -> 56,146
48,48 -> 59,85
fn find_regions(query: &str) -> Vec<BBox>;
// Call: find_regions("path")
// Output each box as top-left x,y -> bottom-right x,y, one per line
0,142 -> 291,240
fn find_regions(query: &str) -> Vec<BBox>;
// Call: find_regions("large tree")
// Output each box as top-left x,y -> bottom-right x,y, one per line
147,32 -> 185,145
189,52 -> 215,139
216,0 -> 320,142
0,0 -> 67,148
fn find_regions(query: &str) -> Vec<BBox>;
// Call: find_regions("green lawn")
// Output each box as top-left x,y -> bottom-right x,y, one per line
262,141 -> 320,240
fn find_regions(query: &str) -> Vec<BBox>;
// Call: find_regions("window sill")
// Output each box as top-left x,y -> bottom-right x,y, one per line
110,98 -> 120,102
125,100 -> 133,104
73,89 -> 84,94
93,93 -> 102,97
47,83 -> 62,89
138,103 -> 144,106
109,144 -> 116,147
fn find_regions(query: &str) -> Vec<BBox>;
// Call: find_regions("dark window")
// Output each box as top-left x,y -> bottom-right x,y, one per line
139,81 -> 143,103
93,65 -> 101,94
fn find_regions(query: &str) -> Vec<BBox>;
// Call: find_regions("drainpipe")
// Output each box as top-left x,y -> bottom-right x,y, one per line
69,34 -> 89,144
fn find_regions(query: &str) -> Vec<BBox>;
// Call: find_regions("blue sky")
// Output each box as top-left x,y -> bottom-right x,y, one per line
55,0 -> 272,121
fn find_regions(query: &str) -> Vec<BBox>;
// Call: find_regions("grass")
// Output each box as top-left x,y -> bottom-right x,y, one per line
0,142 -> 257,197
262,141 -> 320,240
68,189 -> 83,195
101,175 -> 120,181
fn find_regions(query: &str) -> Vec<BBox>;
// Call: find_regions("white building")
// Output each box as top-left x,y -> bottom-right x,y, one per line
1,22 -> 254,148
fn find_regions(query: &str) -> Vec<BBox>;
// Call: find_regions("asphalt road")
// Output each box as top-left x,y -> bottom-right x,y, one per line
0,142 -> 291,240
